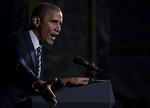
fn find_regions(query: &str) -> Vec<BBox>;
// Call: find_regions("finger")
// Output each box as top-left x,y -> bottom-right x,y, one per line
48,86 -> 56,99
42,84 -> 56,99
82,77 -> 90,80
42,92 -> 57,107
47,97 -> 57,107
79,79 -> 89,85
46,78 -> 58,85
81,81 -> 89,85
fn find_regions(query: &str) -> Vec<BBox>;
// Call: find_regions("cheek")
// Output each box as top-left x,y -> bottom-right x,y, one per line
42,28 -> 50,38
48,23 -> 55,30
42,23 -> 52,31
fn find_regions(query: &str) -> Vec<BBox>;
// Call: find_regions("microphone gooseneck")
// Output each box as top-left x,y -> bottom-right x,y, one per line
72,55 -> 88,66
72,55 -> 102,72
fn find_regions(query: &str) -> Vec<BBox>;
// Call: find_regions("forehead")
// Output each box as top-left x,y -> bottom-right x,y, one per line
47,9 -> 62,16
44,10 -> 63,20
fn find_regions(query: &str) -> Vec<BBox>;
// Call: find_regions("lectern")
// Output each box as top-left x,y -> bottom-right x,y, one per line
32,80 -> 115,108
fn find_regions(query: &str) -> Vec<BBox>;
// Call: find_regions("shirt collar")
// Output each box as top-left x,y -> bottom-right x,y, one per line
28,30 -> 41,50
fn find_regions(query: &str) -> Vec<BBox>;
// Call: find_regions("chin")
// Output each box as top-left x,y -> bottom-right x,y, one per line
46,39 -> 53,45
48,42 -> 54,45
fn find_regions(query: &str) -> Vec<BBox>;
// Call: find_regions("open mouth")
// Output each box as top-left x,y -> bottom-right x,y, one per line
50,34 -> 57,41
51,34 -> 57,37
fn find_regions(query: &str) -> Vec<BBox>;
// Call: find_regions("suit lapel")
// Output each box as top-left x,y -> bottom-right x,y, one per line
22,31 -> 38,74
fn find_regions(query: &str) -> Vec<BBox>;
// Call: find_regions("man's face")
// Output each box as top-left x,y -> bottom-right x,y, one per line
36,10 -> 63,45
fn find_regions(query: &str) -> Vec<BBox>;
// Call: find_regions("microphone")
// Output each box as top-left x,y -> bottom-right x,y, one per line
72,55 -> 102,72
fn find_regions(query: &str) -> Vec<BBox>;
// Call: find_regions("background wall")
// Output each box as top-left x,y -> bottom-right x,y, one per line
1,0 -> 150,107
109,0 -> 150,107
1,0 -> 110,80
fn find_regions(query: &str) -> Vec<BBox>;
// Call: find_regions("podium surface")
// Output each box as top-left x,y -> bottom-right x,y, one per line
32,80 -> 115,108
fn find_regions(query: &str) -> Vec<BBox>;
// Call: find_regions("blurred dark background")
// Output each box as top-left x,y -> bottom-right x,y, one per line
1,0 -> 150,107
1,0 -> 110,79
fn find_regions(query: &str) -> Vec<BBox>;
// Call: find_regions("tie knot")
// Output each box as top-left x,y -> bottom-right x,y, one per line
37,46 -> 42,52
36,46 -> 42,56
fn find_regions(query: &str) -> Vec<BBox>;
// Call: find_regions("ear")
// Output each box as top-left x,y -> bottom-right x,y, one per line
32,16 -> 41,27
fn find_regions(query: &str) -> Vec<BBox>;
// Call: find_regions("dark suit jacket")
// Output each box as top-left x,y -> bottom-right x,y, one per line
0,30 -> 62,108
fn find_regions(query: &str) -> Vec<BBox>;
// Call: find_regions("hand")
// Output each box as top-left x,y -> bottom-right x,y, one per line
61,77 -> 90,86
34,78 -> 58,107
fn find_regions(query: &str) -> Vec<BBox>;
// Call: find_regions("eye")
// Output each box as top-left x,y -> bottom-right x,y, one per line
50,19 -> 62,27
51,20 -> 57,24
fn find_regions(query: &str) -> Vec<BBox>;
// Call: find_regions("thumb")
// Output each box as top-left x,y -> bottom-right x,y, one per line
46,78 -> 58,85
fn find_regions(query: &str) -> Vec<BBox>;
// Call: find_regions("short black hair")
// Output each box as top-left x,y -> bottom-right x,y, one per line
30,2 -> 62,28
31,2 -> 61,19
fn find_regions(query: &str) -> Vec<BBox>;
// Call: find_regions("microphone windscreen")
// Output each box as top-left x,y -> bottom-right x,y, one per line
72,55 -> 89,66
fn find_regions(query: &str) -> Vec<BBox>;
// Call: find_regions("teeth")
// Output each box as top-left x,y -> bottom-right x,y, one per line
52,37 -> 55,40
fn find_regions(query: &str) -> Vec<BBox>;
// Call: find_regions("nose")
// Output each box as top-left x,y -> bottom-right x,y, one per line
55,24 -> 61,33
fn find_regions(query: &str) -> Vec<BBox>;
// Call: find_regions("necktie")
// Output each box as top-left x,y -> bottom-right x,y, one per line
36,46 -> 42,78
